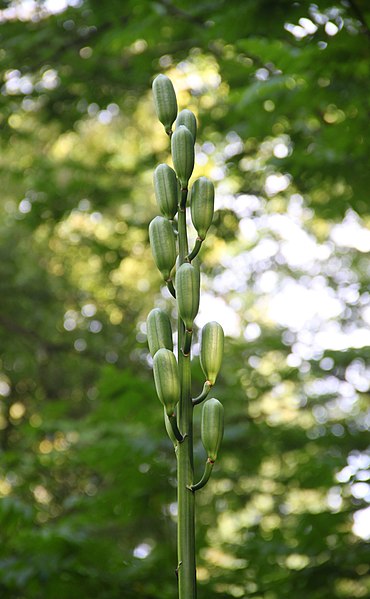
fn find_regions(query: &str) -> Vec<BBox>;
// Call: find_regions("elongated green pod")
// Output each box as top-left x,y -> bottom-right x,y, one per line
190,177 -> 214,240
153,164 -> 179,219
192,255 -> 201,286
176,109 -> 197,142
201,398 -> 224,462
149,216 -> 177,280
174,254 -> 200,282
152,74 -> 178,133
153,348 -> 180,416
171,125 -> 194,189
147,308 -> 173,357
200,321 -> 224,385
175,262 -> 200,330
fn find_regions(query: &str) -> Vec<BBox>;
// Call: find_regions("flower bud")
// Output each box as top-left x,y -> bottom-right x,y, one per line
190,177 -> 214,240
149,216 -> 177,280
176,109 -> 197,142
153,164 -> 179,219
147,308 -> 173,357
201,398 -> 224,461
152,74 -> 177,132
153,348 -> 180,416
175,262 -> 200,330
200,321 -> 224,385
171,125 -> 194,189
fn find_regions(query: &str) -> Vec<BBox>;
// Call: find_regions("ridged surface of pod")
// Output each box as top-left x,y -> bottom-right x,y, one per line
190,177 -> 215,240
201,398 -> 224,461
175,262 -> 200,330
149,216 -> 177,280
153,348 -> 180,416
152,74 -> 177,132
191,255 -> 201,287
147,308 -> 173,357
200,321 -> 224,385
153,164 -> 179,219
176,109 -> 197,142
171,125 -> 194,189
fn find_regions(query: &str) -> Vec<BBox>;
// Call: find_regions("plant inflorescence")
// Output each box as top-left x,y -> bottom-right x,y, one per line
147,74 -> 225,598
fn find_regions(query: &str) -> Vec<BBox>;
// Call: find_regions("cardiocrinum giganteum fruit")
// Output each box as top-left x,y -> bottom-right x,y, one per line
147,74 -> 225,599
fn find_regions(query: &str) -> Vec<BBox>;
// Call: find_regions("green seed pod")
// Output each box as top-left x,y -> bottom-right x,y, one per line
175,262 -> 200,330
201,398 -> 224,462
175,255 -> 200,283
152,74 -> 178,133
176,109 -> 197,142
153,348 -> 180,416
149,216 -> 177,280
190,177 -> 215,240
192,255 -> 201,287
153,164 -> 179,220
200,321 -> 224,385
171,125 -> 194,189
146,308 -> 173,357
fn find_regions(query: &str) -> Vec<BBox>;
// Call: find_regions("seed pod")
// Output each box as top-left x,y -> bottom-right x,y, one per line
171,125 -> 194,189
153,164 -> 179,219
149,216 -> 177,280
153,348 -> 180,416
147,308 -> 173,357
175,255 -> 200,283
200,321 -> 224,385
192,255 -> 201,287
201,398 -> 224,461
175,262 -> 200,330
152,74 -> 177,133
190,177 -> 214,240
176,109 -> 197,142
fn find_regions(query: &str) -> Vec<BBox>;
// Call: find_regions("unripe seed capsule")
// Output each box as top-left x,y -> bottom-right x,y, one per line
175,262 -> 200,330
153,348 -> 180,416
191,177 -> 214,240
200,321 -> 224,385
147,308 -> 173,357
201,398 -> 224,462
153,164 -> 179,219
152,74 -> 178,133
171,125 -> 194,189
192,255 -> 201,287
176,109 -> 197,142
149,216 -> 177,280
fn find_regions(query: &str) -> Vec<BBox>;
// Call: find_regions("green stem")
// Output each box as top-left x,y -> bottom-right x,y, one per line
189,458 -> 214,492
168,414 -> 186,443
166,278 -> 176,298
187,237 -> 203,262
164,409 -> 177,446
183,329 -> 192,356
192,381 -> 212,406
177,191 -> 197,598
179,188 -> 188,211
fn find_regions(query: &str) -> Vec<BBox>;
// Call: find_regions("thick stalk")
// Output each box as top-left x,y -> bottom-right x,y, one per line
177,189 -> 197,598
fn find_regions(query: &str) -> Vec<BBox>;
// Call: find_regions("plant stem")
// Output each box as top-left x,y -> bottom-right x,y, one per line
177,191 -> 197,598
192,381 -> 212,406
189,458 -> 214,492
187,237 -> 203,262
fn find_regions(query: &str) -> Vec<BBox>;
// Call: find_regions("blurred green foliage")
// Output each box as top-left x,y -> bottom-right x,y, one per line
0,0 -> 369,597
